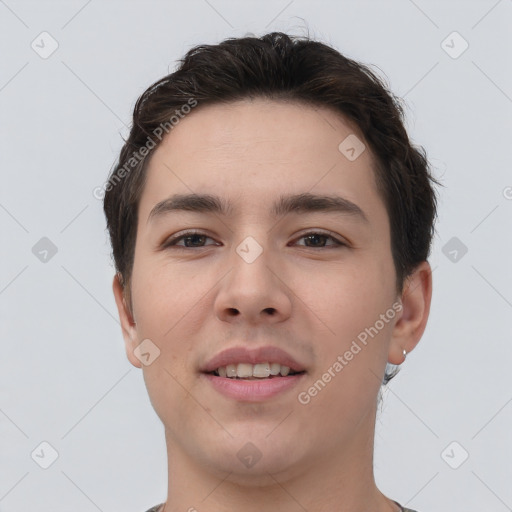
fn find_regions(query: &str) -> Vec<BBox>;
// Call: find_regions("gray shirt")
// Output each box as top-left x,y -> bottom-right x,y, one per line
144,502 -> 419,511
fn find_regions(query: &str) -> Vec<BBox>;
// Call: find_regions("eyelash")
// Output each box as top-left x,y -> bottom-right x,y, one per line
161,230 -> 347,249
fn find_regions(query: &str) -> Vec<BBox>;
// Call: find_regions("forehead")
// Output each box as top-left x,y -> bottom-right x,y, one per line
138,98 -> 385,225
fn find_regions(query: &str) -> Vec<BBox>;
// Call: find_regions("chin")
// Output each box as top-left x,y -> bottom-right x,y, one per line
200,432 -> 307,484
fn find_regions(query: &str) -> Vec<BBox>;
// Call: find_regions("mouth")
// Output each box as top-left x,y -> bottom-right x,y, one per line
200,346 -> 308,401
207,362 -> 306,380
201,361 -> 307,402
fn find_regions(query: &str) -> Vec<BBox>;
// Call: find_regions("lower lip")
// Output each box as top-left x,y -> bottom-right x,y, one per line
202,373 -> 306,402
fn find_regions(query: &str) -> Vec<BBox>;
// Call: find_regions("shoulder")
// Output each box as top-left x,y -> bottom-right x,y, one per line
142,504 -> 420,512
144,505 -> 164,512
143,504 -> 419,512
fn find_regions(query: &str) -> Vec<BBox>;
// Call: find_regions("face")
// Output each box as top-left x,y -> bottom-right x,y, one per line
116,99 -> 409,482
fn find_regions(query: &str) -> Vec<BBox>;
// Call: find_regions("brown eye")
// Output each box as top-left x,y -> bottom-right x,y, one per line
163,231 -> 217,249
295,232 -> 345,248
180,234 -> 208,247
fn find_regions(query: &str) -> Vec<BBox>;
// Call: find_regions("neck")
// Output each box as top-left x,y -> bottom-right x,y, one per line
161,405 -> 399,512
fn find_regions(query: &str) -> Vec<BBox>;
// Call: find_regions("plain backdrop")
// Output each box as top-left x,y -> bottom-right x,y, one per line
1,1 -> 511,511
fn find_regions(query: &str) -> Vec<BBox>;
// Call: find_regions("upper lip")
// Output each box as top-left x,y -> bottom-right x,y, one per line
201,346 -> 307,373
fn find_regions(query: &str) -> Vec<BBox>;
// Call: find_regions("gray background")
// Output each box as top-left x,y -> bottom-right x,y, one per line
1,0 -> 511,510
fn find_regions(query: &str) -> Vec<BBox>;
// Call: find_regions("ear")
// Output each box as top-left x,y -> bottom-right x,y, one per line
388,261 -> 433,365
112,273 -> 142,369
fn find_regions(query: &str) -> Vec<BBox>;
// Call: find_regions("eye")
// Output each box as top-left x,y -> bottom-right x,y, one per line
293,231 -> 346,248
162,230 -> 218,248
161,230 -> 347,250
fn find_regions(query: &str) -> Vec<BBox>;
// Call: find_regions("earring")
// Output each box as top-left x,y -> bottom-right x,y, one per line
402,349 -> 407,362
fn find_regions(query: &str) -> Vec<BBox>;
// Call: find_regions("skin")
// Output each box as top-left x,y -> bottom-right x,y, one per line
113,99 -> 432,512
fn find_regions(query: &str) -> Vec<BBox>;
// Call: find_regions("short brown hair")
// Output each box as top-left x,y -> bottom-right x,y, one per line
103,32 -> 439,383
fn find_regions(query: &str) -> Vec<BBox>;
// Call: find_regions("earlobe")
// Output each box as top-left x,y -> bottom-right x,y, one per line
112,273 -> 142,369
388,261 -> 433,365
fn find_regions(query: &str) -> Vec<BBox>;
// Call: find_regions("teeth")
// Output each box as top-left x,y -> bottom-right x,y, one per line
280,366 -> 290,376
253,363 -> 270,378
237,363 -> 253,378
269,362 -> 280,375
214,362 -> 297,379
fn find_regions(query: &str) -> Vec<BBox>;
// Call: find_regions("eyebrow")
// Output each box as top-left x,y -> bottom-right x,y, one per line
147,192 -> 369,224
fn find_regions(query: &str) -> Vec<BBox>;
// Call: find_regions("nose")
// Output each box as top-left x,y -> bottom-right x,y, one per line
214,242 -> 293,326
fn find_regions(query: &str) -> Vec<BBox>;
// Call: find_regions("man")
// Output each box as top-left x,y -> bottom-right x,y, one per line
104,32 -> 438,512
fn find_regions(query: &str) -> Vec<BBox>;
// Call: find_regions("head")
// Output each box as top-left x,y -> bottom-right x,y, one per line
104,32 -> 438,481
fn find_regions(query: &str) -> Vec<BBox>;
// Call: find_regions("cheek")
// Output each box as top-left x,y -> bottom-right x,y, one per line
296,268 -> 394,432
304,258 -> 394,341
130,260 -> 215,388
298,256 -> 396,410
131,259 -> 203,336
130,264 -> 209,427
